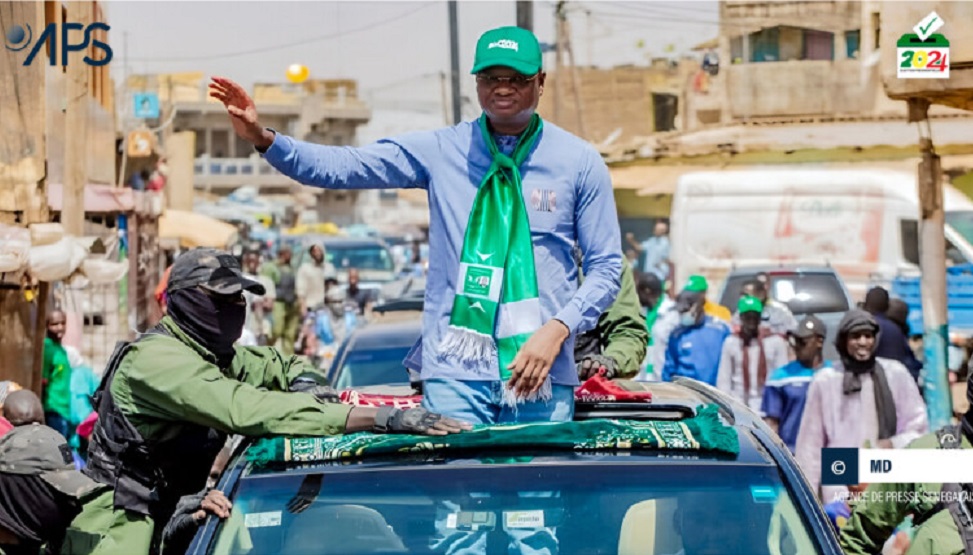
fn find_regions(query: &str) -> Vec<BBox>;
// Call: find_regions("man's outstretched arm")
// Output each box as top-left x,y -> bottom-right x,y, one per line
210,76 -> 430,190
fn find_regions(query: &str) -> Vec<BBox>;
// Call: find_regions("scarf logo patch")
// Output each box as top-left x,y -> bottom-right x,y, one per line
530,189 -> 556,212
463,266 -> 493,297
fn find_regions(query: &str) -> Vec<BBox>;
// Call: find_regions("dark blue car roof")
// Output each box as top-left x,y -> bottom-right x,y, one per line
244,380 -> 780,476
189,379 -> 842,554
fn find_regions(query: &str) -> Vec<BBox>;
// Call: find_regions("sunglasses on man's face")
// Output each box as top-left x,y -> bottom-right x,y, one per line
475,73 -> 539,89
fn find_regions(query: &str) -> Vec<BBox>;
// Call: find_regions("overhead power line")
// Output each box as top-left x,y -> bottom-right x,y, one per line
127,3 -> 437,63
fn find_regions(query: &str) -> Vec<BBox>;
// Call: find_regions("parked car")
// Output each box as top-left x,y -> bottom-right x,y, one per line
326,319 -> 421,390
188,378 -> 841,555
718,266 -> 854,360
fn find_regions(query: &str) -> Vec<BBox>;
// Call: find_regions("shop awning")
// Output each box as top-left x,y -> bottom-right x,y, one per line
47,183 -> 135,213
610,164 -> 717,196
159,209 -> 239,249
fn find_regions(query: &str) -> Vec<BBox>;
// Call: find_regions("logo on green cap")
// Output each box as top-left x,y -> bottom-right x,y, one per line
489,39 -> 519,52
472,26 -> 542,76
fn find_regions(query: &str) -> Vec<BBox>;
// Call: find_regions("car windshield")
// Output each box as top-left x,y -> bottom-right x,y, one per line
333,346 -> 412,388
327,245 -> 394,272
720,273 -> 849,314
207,462 -> 820,555
946,211 -> 973,250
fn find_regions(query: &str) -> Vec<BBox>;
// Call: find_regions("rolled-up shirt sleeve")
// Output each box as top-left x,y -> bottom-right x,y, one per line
555,150 -> 622,333
262,131 -> 431,190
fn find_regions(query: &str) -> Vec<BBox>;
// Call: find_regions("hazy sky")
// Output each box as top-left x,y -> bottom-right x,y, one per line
105,1 -> 719,113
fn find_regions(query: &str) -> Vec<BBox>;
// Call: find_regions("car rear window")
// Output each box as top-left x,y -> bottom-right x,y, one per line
721,273 -> 849,314
207,463 -> 821,555
333,346 -> 412,388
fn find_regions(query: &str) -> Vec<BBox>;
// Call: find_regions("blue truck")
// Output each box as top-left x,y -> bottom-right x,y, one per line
891,264 -> 973,339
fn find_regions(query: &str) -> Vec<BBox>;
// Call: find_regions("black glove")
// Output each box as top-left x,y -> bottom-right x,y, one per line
161,489 -> 208,554
289,375 -> 340,403
577,354 -> 618,380
372,406 -> 450,434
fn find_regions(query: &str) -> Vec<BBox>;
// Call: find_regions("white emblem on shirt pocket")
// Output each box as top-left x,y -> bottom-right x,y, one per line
530,188 -> 556,212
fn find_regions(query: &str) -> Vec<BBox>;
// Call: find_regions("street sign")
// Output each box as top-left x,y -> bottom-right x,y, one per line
133,92 -> 160,119
127,130 -> 155,158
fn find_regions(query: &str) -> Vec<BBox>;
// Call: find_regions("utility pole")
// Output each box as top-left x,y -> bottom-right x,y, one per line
554,1 -> 565,124
562,5 -> 587,139
62,0 -> 92,237
447,1 -> 462,125
439,71 -> 450,126
911,98 -> 952,429
516,0 -> 533,31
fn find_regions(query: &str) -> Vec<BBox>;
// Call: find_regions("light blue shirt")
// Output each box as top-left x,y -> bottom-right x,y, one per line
263,120 -> 622,386
640,235 -> 670,279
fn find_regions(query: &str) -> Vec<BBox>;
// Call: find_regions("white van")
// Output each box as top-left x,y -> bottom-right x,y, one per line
669,168 -> 973,301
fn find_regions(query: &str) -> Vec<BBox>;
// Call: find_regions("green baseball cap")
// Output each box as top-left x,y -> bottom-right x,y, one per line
738,295 -> 764,314
684,275 -> 709,293
471,26 -> 543,75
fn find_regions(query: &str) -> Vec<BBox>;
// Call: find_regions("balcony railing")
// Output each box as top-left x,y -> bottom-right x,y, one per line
193,155 -> 294,189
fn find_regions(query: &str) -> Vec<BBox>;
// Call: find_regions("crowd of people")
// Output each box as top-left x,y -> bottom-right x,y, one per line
0,22 -> 968,555
157,235 -> 432,370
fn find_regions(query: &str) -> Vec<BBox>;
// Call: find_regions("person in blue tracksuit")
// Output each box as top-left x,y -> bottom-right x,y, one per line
662,289 -> 730,385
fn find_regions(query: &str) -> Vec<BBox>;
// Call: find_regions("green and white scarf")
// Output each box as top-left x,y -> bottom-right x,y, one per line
439,113 -> 547,406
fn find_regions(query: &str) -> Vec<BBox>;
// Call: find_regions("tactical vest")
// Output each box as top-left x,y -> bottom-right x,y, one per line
84,326 -> 227,523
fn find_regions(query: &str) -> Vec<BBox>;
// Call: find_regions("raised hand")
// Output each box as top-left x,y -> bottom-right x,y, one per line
209,76 -> 275,149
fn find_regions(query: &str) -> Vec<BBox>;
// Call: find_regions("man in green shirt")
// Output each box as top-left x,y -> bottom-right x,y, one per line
61,248 -> 468,555
260,246 -> 300,354
42,310 -> 73,439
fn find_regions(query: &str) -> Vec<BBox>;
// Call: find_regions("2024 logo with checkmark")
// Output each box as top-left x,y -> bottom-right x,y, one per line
897,11 -> 949,79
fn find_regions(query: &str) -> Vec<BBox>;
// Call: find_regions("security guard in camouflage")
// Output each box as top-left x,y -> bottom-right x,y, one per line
0,425 -> 106,555
840,369 -> 973,555
574,258 -> 648,379
60,248 -> 467,555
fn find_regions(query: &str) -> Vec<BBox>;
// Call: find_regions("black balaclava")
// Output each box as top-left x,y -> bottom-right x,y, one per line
167,288 -> 246,366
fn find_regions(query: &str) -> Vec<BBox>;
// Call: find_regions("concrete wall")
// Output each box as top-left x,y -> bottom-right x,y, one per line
722,0 -> 862,34
879,1 -> 973,111
725,59 -> 868,118
538,63 -> 695,144
165,131 -> 195,211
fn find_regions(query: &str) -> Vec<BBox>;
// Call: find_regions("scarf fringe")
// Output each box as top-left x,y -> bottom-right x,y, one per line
438,326 -> 498,376
500,377 -> 553,409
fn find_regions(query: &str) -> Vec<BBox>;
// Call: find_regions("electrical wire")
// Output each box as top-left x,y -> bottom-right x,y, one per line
127,3 -> 438,63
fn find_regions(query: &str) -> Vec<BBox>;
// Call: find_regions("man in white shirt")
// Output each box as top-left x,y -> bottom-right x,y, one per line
296,244 -> 336,315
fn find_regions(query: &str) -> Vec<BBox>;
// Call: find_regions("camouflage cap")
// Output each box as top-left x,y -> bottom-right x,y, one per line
167,248 -> 266,296
0,424 -> 103,498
